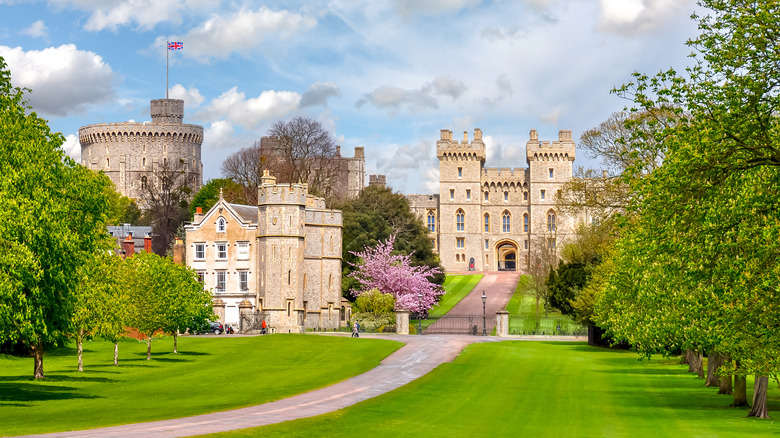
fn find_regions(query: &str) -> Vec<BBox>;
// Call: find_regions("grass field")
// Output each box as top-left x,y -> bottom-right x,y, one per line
0,334 -> 401,435
505,274 -> 585,335
413,274 -> 482,332
208,341 -> 779,437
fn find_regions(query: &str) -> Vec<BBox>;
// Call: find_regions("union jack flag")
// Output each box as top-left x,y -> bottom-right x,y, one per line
168,41 -> 183,50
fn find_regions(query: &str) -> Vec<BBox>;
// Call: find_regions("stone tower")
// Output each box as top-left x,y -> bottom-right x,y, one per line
526,129 -> 576,250
437,129 -> 486,271
257,170 -> 308,333
78,98 -> 203,203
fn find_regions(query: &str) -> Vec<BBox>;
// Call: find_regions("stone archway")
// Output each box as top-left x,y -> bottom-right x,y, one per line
496,241 -> 518,271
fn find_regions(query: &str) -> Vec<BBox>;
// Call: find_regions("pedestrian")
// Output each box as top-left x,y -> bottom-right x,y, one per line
352,322 -> 358,338
356,322 -> 360,337
261,319 -> 267,335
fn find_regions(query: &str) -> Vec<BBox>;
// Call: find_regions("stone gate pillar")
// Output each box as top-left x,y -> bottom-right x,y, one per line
496,311 -> 509,337
396,309 -> 410,335
213,298 -> 226,323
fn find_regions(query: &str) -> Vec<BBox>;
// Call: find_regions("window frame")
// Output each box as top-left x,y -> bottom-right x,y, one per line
216,242 -> 228,260
194,243 -> 205,260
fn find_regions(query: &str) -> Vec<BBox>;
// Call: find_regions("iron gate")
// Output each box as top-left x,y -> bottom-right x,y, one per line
422,314 -> 482,335
239,311 -> 268,334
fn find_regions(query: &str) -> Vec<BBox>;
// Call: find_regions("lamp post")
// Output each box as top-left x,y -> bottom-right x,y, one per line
417,292 -> 423,335
481,291 -> 487,336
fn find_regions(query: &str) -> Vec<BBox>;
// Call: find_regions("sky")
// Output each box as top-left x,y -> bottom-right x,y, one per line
0,0 -> 701,195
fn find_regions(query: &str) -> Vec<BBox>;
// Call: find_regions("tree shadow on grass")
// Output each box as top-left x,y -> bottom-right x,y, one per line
0,382 -> 102,404
0,374 -> 116,383
128,350 -> 208,362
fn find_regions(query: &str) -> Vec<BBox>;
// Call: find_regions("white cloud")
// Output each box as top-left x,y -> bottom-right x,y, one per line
62,134 -> 80,162
540,105 -> 563,125
203,120 -> 235,149
395,0 -> 480,17
598,0 -> 691,34
168,84 -> 204,108
169,7 -> 317,61
198,87 -> 301,130
0,44 -> 115,116
21,20 -> 48,39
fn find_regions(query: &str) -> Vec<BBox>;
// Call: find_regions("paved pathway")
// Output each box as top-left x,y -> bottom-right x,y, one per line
20,334 -> 501,438
425,271 -> 520,334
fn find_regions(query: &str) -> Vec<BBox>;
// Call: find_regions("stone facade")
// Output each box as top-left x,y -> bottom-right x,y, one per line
408,128 -> 576,273
184,171 -> 344,332
79,99 -> 203,203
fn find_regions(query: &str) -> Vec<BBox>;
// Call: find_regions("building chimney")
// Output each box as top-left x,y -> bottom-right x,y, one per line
173,238 -> 185,265
194,206 -> 204,223
122,233 -> 135,258
143,233 -> 152,253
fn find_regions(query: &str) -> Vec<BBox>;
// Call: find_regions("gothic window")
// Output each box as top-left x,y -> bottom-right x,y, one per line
466,189 -> 471,200
450,189 -> 455,200
523,191 -> 528,201
217,217 -> 226,233
549,168 -> 554,179
524,213 -> 529,233
458,167 -> 463,178
541,189 -> 546,200
456,209 -> 465,231
456,254 -> 460,262
548,238 -> 556,249
141,176 -> 147,190
547,210 -> 556,232
502,211 -> 511,233
427,211 -> 436,232
504,191 -> 508,202
484,191 -> 489,202
484,213 -> 490,233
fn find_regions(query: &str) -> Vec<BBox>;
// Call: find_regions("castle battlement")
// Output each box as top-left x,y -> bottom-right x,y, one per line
436,128 -> 486,162
526,129 -> 575,162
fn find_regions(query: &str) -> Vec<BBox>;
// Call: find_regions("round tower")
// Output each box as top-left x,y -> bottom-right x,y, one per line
78,98 -> 203,203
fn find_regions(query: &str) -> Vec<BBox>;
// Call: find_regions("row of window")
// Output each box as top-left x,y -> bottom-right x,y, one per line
199,270 -> 250,293
428,210 -> 556,233
456,167 -> 556,180
449,189 -> 559,203
453,238 -> 540,251
194,241 -> 250,260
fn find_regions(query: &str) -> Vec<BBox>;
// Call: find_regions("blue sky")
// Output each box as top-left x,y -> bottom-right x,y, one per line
0,0 -> 699,194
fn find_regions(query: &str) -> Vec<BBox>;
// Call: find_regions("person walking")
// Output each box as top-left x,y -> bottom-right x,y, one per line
352,322 -> 359,338
261,319 -> 267,335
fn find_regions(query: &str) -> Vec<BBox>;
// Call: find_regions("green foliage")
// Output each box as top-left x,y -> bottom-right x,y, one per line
0,57 -> 112,377
337,185 -> 443,298
546,262 -> 589,318
190,178 -> 245,216
353,288 -> 395,315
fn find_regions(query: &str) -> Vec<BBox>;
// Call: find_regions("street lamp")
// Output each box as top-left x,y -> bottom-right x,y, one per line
417,292 -> 423,335
481,291 -> 487,336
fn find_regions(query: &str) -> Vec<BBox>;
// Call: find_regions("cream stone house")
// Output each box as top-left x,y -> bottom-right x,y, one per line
185,171 -> 345,332
408,128 -> 577,273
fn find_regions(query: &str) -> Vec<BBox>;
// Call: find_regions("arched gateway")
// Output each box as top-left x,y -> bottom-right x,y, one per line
496,240 -> 518,271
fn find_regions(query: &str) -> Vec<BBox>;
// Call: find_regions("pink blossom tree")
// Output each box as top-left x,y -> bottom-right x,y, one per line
349,235 -> 444,313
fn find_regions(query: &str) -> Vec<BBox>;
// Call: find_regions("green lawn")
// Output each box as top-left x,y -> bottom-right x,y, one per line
0,334 -> 401,435
209,342 -> 779,437
413,274 -> 482,332
505,274 -> 585,335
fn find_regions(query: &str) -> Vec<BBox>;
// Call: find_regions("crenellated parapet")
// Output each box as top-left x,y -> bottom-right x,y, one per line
526,129 -> 575,162
481,167 -> 530,191
437,128 -> 486,163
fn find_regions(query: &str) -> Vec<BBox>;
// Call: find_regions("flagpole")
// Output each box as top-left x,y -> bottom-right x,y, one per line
166,41 -> 169,99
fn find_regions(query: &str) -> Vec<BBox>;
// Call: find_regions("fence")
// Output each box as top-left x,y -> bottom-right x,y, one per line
414,314 -> 484,335
507,314 -> 587,336
239,311 -> 268,334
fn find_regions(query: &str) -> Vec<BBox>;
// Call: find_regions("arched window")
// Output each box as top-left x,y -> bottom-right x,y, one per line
547,210 -> 556,232
504,191 -> 509,202
484,191 -> 489,202
456,254 -> 460,262
140,176 -> 147,190
427,211 -> 436,232
484,213 -> 490,233
456,209 -> 465,231
142,157 -> 146,168
523,213 -> 529,233
217,217 -> 226,233
523,191 -> 528,201
502,211 -> 511,233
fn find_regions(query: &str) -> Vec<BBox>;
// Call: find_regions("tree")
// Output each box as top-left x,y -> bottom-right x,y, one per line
0,57 -> 112,378
337,185 -> 444,297
72,252 -> 125,371
348,235 -> 444,314
190,178 -> 246,215
222,116 -> 340,203
142,158 -> 192,255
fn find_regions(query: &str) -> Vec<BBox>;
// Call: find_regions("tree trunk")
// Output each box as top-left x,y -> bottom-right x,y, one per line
146,338 -> 152,360
77,328 -> 84,372
686,349 -> 695,371
113,342 -> 119,366
31,341 -> 45,379
732,369 -> 749,407
719,372 -> 733,395
696,352 -> 705,379
747,376 -> 770,418
705,352 -> 722,387
173,331 -> 178,354
687,350 -> 704,377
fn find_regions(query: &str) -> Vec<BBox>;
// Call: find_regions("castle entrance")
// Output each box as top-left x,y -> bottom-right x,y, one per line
496,241 -> 517,271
